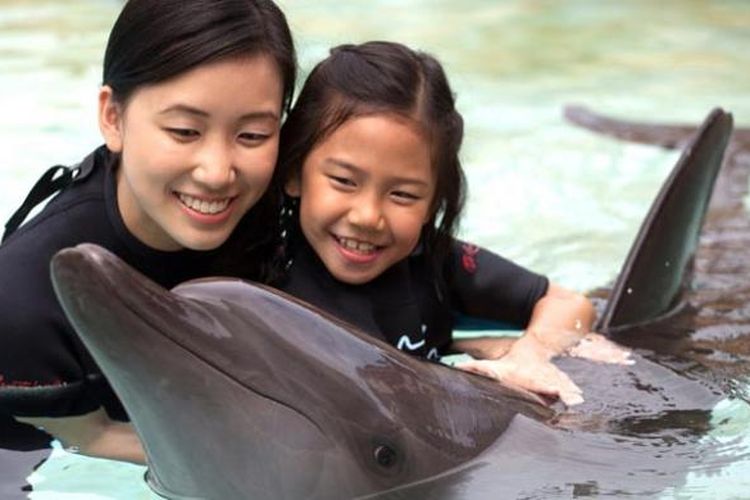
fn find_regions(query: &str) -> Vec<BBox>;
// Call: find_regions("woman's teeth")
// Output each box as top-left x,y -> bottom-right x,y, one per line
178,194 -> 230,215
337,236 -> 377,253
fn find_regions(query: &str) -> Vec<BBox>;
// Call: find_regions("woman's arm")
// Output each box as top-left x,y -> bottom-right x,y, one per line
17,409 -> 146,464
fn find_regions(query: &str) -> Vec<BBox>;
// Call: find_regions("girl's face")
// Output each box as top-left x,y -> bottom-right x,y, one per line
99,55 -> 283,251
287,114 -> 435,284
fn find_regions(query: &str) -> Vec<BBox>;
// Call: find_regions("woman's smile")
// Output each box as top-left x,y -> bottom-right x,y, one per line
105,54 -> 283,251
175,192 -> 236,223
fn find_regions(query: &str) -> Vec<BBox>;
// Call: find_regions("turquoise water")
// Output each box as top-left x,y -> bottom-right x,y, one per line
1,0 -> 749,498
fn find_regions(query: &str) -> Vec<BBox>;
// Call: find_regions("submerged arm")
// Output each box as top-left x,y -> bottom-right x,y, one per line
17,409 -> 146,464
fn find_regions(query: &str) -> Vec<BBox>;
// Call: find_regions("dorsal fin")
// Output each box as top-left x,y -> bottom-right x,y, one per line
596,108 -> 733,332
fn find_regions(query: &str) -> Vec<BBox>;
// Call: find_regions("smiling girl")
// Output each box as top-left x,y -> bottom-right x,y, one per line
276,41 -> 629,405
0,0 -> 295,469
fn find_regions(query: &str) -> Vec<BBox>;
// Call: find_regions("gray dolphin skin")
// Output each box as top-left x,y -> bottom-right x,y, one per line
49,107 -> 740,499
50,245 -> 549,500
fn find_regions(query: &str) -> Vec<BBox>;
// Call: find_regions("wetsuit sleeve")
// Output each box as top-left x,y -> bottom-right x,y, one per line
0,242 -> 99,417
446,239 -> 549,328
0,222 -> 124,420
1,148 -> 129,422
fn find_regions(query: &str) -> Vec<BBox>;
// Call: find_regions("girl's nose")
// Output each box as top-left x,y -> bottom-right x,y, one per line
347,195 -> 385,231
192,140 -> 236,190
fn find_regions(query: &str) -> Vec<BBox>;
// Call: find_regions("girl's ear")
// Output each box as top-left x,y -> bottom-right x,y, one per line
98,86 -> 124,153
284,174 -> 301,197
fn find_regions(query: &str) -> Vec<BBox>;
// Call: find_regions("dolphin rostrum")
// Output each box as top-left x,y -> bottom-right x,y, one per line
50,108 -> 735,499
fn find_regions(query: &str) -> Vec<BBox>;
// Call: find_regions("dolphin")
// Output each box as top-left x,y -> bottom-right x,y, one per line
49,108 -> 739,499
49,244 -> 551,500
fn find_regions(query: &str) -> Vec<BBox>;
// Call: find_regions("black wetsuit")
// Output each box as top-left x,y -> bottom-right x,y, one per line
0,146 -> 263,495
279,235 -> 549,361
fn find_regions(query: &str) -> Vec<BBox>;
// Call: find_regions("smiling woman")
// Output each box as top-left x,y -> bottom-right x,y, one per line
100,54 -> 283,251
0,0 -> 296,492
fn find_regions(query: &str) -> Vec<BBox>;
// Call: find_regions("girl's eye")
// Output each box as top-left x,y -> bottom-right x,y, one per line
165,128 -> 200,141
328,175 -> 356,189
391,190 -> 421,204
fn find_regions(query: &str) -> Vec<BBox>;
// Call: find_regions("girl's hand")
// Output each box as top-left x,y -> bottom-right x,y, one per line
455,335 -> 584,406
566,332 -> 634,365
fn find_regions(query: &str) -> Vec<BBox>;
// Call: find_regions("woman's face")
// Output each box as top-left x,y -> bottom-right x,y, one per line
99,54 -> 283,251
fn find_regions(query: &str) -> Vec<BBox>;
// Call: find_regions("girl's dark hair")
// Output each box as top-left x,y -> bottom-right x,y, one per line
276,40 -> 466,282
103,0 -> 296,115
103,0 -> 296,281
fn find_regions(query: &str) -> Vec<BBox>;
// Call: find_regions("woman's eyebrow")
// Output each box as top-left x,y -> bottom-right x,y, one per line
158,104 -> 279,122
158,104 -> 209,117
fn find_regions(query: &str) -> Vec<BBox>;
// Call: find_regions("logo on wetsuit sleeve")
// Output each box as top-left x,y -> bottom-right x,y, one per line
461,244 -> 480,274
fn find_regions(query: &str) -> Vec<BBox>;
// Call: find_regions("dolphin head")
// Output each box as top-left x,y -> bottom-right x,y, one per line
51,244 -> 548,500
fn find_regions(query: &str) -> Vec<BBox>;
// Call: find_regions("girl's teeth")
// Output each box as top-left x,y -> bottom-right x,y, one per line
178,194 -> 230,215
339,237 -> 376,252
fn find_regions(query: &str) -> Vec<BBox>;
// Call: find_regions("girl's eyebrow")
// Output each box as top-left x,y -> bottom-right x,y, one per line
325,158 -> 430,187
158,103 -> 279,122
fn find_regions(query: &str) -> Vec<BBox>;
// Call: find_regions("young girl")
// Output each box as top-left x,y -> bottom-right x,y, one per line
276,41 -> 629,406
0,0 -> 295,469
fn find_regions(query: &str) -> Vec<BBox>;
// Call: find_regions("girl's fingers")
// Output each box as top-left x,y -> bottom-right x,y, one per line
455,359 -> 500,380
568,332 -> 635,365
455,359 -> 585,406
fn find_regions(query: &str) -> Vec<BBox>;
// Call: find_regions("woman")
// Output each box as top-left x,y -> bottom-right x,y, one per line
0,0 -> 295,465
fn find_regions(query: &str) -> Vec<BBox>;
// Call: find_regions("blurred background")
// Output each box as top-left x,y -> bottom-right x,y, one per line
1,0 -> 748,291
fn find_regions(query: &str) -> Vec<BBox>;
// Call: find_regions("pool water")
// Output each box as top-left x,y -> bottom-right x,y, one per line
1,0 -> 749,498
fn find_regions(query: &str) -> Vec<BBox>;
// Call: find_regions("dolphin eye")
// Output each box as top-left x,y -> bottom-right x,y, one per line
373,444 -> 398,468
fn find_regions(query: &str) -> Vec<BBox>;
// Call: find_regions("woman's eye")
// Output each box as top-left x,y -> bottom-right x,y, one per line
238,132 -> 271,144
165,128 -> 200,140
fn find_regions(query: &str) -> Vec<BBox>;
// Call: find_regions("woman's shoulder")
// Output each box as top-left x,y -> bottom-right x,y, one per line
1,148 -> 114,258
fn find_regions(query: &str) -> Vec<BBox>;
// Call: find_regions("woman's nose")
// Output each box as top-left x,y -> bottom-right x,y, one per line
192,140 -> 236,190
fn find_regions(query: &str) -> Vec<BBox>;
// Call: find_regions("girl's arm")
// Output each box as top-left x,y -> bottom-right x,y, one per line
453,283 -> 593,358
444,241 -> 630,405
17,409 -> 146,464
454,283 -> 591,405
453,283 -> 632,364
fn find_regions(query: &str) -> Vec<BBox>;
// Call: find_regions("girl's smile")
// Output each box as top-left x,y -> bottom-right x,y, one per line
332,234 -> 384,264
